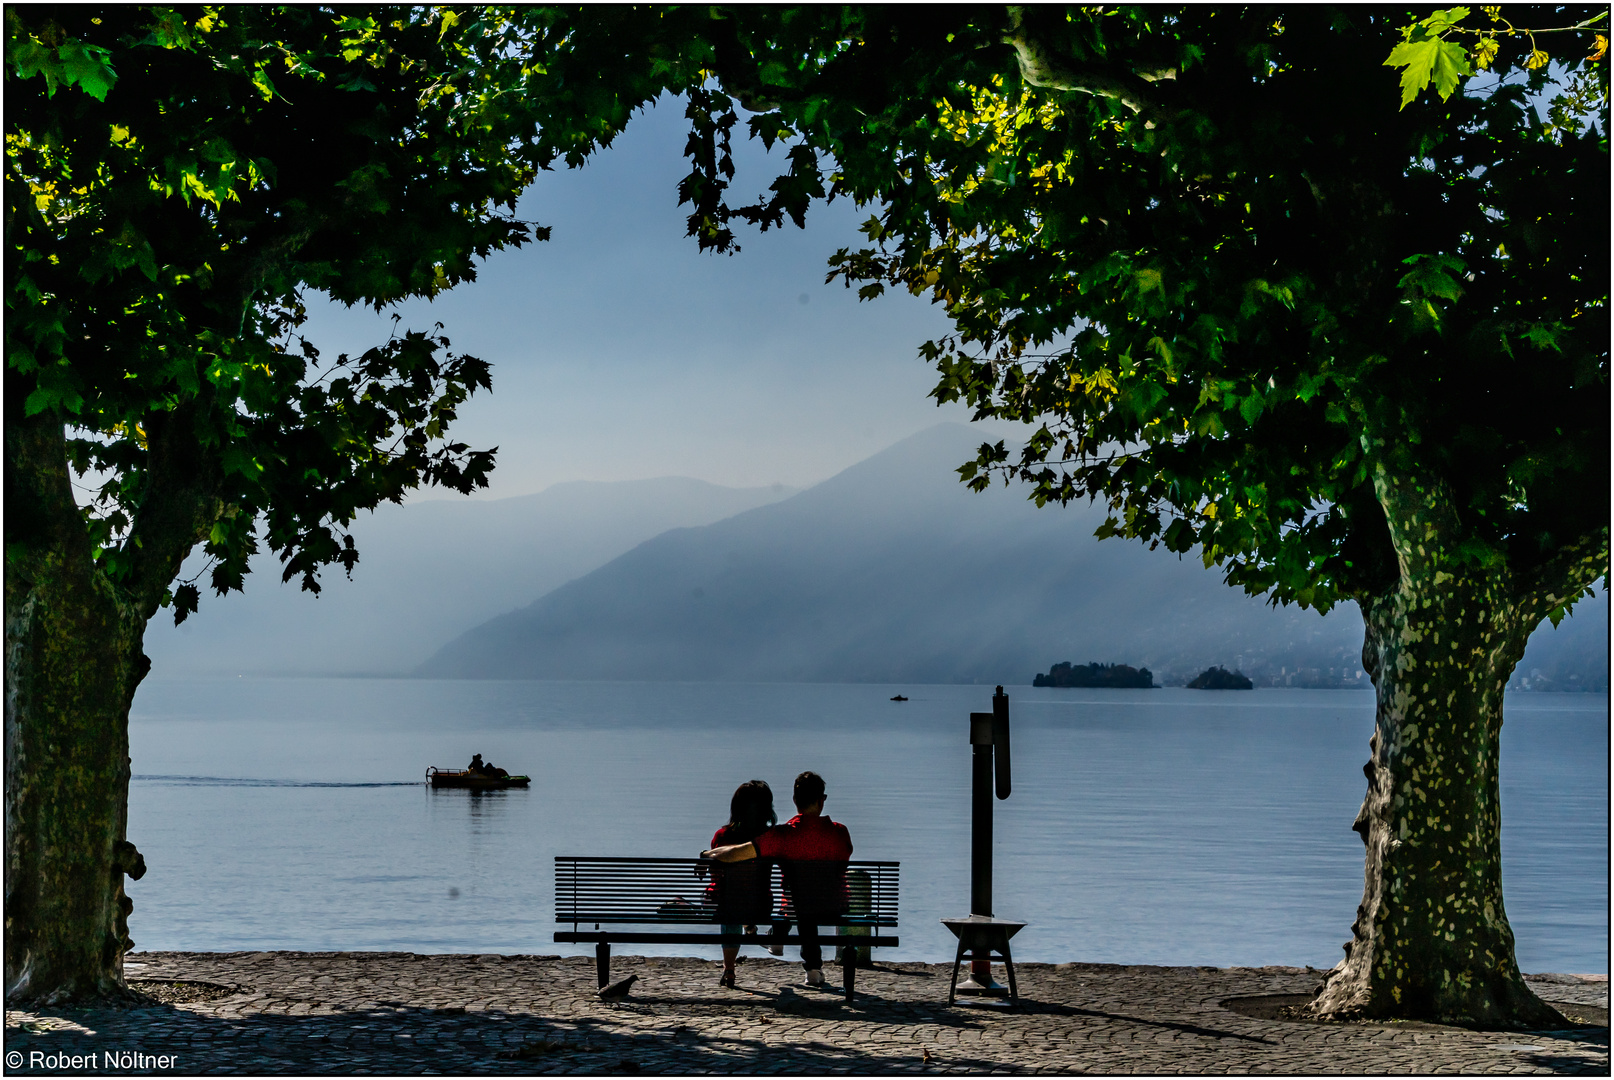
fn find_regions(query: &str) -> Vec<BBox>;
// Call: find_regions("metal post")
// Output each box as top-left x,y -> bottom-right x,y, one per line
992,685 -> 1011,799
965,709 -> 999,991
969,712 -> 994,918
949,687 -> 1022,1003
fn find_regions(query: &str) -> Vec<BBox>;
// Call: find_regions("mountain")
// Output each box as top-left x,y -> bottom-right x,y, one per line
421,424 -> 1395,685
141,477 -> 795,676
1512,600 -> 1611,692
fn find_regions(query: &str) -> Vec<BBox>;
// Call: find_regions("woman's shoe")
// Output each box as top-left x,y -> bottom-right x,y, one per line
719,970 -> 736,988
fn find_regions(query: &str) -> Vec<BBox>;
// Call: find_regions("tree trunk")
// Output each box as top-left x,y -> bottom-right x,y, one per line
5,414 -> 149,1005
1307,464 -> 1566,1027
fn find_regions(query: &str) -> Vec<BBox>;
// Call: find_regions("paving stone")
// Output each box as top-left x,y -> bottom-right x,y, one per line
2,953 -> 1606,1074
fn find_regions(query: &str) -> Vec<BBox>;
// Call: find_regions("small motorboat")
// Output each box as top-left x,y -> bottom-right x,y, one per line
890,694 -> 908,702
426,767 -> 532,789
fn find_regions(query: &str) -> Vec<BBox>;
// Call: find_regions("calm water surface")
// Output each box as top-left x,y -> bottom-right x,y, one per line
126,679 -> 1607,972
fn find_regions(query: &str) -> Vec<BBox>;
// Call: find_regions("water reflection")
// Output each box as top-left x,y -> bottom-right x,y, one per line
427,785 -> 523,834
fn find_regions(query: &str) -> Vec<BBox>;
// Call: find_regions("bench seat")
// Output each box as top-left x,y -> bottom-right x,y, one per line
555,856 -> 899,1000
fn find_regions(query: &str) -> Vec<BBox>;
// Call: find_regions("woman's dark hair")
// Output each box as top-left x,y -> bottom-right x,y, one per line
728,779 -> 777,839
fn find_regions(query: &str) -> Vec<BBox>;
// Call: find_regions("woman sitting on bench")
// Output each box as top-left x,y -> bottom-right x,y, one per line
705,779 -> 776,988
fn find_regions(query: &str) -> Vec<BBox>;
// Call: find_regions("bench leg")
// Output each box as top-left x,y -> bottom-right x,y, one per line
842,948 -> 856,1002
595,942 -> 611,989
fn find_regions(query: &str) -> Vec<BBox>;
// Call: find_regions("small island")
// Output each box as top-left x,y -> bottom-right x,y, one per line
1033,661 -> 1155,689
1187,665 -> 1254,690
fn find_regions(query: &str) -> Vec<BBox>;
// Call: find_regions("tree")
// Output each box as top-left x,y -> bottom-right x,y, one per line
558,5 -> 1606,1024
0,4 -> 715,1004
846,7 -> 1596,1025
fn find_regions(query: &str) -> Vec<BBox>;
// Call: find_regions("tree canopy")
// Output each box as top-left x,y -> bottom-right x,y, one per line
734,6 -> 1608,617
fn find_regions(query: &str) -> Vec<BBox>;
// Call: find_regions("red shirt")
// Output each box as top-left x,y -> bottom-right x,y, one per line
753,814 -> 853,862
711,823 -> 763,849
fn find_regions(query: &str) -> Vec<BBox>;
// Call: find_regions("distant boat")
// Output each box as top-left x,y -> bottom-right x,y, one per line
890,694 -> 908,701
426,767 -> 531,789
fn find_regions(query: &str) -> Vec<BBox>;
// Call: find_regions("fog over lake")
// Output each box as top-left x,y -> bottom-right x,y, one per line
145,425 -> 1606,692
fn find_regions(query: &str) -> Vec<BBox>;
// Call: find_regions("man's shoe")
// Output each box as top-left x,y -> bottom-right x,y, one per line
805,968 -> 825,988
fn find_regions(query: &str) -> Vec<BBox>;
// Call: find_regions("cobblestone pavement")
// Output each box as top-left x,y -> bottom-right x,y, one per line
4,952 -> 1607,1074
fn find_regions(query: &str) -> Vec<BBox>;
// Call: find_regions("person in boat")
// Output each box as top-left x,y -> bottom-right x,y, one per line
704,780 -> 777,988
703,771 -> 852,989
465,753 -> 510,779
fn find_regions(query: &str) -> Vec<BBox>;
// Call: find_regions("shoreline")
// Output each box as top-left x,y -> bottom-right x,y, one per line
5,951 -> 1607,1074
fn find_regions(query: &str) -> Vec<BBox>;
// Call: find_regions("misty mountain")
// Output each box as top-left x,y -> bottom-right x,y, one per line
1513,603 -> 1610,692
423,424 -> 1434,685
142,477 -> 795,676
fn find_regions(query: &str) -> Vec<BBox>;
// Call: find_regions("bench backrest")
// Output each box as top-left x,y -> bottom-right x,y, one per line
555,856 -> 899,928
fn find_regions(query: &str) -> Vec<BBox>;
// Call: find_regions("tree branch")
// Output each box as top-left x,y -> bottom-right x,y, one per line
1002,6 -> 1166,119
1514,528 -> 1611,627
118,398 -> 226,621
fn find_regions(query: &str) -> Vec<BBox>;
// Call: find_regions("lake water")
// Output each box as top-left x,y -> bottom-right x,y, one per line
126,679 -> 1607,973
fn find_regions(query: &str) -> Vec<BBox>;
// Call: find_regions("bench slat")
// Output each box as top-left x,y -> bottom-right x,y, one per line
555,856 -> 899,928
555,931 -> 900,946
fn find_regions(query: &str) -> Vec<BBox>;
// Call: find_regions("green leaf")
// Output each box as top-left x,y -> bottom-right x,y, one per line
1398,253 -> 1467,301
170,583 -> 200,625
23,379 -> 83,417
221,443 -> 263,478
1385,36 -> 1472,109
148,7 -> 195,50
8,38 -> 59,90
1419,7 -> 1472,36
22,386 -> 57,416
1519,324 -> 1564,352
1238,391 -> 1264,426
55,39 -> 118,100
250,66 -> 276,101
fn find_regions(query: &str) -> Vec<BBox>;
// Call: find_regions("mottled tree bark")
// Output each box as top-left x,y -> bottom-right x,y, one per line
5,414 -> 148,1003
5,409 -> 213,1005
1307,459 -> 1604,1026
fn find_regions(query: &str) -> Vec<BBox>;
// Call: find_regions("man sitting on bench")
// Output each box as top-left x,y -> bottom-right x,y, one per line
703,771 -> 852,989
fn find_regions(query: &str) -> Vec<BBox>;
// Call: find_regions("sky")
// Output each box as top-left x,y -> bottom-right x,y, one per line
298,95 -> 987,500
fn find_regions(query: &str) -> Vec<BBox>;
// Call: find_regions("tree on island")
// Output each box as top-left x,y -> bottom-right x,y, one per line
1186,667 -> 1254,691
1034,661 -> 1154,689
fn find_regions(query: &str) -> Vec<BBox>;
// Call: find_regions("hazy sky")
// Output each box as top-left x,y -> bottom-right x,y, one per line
300,95 -> 982,499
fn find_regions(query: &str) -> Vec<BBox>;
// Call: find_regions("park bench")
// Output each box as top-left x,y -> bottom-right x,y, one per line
554,856 -> 899,1001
